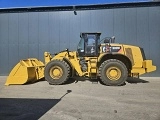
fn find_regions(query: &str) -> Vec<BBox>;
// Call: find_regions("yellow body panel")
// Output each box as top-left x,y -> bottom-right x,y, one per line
88,57 -> 97,73
122,45 -> 156,75
142,60 -> 156,73
5,58 -> 44,85
123,45 -> 143,67
131,60 -> 156,75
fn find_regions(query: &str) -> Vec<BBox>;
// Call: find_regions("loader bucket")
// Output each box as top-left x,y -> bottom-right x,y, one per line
5,58 -> 45,86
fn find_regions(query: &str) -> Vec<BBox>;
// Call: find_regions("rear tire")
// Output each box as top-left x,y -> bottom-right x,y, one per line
99,59 -> 128,86
44,60 -> 70,85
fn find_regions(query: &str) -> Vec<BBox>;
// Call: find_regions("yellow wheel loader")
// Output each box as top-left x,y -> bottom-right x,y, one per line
5,32 -> 156,86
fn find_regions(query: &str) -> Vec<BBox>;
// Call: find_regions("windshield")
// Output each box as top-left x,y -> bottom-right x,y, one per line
87,35 -> 96,46
77,38 -> 84,52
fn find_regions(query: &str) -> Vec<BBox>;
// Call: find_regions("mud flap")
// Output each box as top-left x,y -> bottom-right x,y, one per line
5,58 -> 45,86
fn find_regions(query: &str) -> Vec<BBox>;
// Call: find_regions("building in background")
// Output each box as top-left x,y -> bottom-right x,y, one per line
0,1 -> 159,76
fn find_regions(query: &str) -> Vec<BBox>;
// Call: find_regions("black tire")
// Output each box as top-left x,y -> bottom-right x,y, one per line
44,60 -> 70,85
99,59 -> 128,86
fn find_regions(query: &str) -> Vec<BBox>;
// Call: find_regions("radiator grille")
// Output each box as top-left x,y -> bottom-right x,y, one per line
125,48 -> 134,65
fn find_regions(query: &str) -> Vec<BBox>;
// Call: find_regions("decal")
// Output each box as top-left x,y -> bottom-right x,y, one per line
102,46 -> 121,53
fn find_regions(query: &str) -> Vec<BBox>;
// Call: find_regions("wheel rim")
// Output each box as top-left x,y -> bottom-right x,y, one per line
106,67 -> 121,81
50,66 -> 63,79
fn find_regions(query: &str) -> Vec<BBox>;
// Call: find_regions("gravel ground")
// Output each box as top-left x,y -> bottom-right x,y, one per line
0,76 -> 160,120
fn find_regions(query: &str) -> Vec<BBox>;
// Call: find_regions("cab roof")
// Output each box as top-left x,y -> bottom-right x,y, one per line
80,32 -> 101,38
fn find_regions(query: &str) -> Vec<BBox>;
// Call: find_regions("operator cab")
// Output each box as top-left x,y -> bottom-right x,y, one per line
77,32 -> 101,57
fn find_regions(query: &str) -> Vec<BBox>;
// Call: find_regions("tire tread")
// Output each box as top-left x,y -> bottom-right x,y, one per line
98,59 -> 128,86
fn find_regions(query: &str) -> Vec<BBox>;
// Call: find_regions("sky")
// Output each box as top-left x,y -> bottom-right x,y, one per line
0,0 -> 149,8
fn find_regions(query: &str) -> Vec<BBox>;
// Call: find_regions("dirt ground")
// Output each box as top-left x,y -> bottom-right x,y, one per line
0,76 -> 160,120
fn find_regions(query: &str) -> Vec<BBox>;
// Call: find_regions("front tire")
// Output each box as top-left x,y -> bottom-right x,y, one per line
99,59 -> 128,86
44,60 -> 70,85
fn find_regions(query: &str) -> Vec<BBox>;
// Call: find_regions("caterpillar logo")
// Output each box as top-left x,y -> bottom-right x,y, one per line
102,46 -> 121,53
